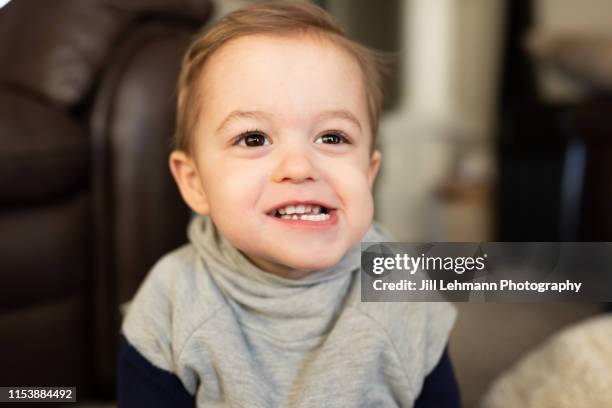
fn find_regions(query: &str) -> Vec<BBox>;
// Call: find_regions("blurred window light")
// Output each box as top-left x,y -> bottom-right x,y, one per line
0,0 -> 13,9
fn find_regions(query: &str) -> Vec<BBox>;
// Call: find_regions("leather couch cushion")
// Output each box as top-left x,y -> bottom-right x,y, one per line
0,90 -> 88,204
0,294 -> 90,386
0,0 -> 212,107
0,192 -> 90,310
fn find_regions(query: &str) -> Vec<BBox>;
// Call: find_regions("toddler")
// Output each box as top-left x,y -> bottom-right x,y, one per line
118,2 -> 458,407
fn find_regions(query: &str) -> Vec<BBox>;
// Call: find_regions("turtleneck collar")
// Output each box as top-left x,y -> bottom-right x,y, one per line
187,214 -> 390,343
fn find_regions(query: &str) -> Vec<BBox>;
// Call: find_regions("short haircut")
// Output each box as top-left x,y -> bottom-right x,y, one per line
173,1 -> 388,155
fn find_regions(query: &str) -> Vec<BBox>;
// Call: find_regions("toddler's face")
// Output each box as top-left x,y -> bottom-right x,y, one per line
172,34 -> 380,277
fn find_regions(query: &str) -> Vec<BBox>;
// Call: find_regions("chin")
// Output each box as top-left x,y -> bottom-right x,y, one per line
284,249 -> 345,271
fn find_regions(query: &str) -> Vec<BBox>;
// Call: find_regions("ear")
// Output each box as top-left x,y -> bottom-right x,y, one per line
168,150 -> 210,215
367,149 -> 381,189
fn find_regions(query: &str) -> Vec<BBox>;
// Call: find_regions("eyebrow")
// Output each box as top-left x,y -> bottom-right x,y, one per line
215,109 -> 362,133
216,110 -> 269,133
317,110 -> 362,132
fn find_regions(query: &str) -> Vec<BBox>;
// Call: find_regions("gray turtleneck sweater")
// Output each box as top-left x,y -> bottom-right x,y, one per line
120,215 -> 457,407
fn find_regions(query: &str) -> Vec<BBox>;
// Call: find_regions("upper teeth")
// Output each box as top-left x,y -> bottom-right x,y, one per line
277,204 -> 323,215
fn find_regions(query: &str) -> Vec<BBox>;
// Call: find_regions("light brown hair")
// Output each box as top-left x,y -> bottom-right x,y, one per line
174,1 -> 388,155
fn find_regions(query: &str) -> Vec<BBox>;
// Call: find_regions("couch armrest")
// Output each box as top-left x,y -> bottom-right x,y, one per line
89,20 -> 194,391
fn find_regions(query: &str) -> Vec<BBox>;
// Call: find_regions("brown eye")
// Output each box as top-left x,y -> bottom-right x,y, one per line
315,132 -> 350,145
236,131 -> 270,147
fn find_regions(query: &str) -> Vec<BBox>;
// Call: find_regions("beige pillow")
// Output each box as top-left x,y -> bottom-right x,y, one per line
481,313 -> 612,408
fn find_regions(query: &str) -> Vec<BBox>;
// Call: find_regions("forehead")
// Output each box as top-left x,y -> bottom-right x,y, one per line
197,33 -> 369,130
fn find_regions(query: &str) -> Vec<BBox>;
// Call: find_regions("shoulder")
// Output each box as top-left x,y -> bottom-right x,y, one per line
121,243 -> 225,372
118,334 -> 196,407
345,273 -> 457,376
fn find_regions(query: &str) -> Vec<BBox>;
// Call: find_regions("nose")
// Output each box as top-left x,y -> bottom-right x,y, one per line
270,141 -> 320,183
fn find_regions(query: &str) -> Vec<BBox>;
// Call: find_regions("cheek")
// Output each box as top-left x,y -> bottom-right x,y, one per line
204,161 -> 266,213
328,162 -> 375,219
350,182 -> 375,224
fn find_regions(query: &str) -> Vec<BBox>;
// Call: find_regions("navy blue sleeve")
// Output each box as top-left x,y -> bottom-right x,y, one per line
117,334 -> 195,408
413,345 -> 461,408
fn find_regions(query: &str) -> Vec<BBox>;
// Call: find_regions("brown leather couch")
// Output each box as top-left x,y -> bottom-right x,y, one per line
0,0 -> 212,397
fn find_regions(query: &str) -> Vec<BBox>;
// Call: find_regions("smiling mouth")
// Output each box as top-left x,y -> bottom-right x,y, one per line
268,203 -> 332,222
